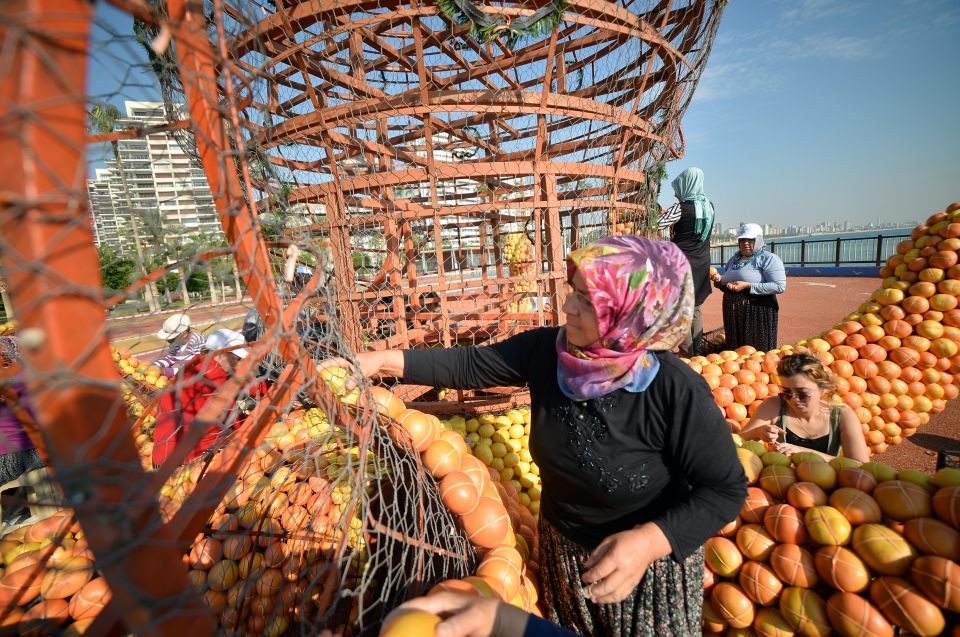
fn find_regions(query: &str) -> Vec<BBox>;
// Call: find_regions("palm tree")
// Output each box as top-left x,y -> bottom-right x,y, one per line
141,210 -> 191,306
88,103 -> 161,312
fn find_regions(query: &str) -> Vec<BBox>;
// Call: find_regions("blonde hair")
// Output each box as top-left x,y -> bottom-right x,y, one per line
778,353 -> 836,395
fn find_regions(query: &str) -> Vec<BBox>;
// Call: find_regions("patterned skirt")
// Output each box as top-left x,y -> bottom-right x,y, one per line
537,517 -> 704,637
722,293 -> 779,352
0,448 -> 44,486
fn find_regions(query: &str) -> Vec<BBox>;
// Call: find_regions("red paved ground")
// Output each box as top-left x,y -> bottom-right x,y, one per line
106,278 -> 959,472
701,277 -> 960,473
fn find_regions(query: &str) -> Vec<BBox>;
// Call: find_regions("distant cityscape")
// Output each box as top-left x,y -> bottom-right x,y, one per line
709,219 -> 918,244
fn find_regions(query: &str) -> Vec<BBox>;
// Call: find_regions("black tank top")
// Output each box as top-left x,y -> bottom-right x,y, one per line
777,399 -> 843,456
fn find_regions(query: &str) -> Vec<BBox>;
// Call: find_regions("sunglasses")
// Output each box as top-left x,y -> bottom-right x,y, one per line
780,388 -> 814,401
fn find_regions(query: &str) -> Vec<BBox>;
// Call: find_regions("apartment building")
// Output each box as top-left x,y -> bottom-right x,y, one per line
87,101 -> 222,253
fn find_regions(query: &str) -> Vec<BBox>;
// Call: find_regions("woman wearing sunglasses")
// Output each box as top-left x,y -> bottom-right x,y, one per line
739,353 -> 869,462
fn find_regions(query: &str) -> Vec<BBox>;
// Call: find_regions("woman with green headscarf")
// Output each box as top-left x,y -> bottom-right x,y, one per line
658,167 -> 716,356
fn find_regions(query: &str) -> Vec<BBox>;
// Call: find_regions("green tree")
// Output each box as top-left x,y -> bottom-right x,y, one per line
97,245 -> 136,293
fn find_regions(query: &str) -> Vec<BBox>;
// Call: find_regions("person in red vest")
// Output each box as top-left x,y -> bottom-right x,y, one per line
152,329 -> 268,468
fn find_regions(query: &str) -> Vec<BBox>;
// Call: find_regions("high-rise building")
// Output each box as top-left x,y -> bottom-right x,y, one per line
87,101 -> 222,253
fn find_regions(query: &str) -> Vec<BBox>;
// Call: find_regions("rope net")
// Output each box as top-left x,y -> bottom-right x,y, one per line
0,0 -> 722,634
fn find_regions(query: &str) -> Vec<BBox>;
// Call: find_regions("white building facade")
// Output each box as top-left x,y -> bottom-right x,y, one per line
87,101 -> 222,253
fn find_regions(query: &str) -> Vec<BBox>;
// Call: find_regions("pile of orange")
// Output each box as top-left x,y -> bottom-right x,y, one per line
689,201 -> 960,456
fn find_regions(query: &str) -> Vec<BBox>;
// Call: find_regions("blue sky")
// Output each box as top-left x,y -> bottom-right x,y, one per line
658,0 -> 960,230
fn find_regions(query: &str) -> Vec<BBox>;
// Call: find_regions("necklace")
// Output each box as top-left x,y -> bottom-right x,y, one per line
785,403 -> 829,439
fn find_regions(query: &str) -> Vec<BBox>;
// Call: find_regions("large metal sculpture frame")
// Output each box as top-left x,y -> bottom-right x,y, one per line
0,0 -> 722,633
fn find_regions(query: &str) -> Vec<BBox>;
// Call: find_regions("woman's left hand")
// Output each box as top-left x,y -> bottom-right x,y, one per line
774,442 -> 804,456
581,524 -> 670,604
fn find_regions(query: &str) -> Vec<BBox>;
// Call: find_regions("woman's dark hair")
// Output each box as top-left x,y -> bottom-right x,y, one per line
778,353 -> 836,394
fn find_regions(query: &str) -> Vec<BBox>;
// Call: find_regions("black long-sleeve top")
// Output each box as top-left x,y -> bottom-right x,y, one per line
403,327 -> 747,560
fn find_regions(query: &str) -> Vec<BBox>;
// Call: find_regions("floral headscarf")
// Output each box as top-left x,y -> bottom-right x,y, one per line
556,236 -> 694,400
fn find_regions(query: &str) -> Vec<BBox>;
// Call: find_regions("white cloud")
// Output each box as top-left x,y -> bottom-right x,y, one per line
694,58 -> 781,102
782,0 -> 868,23
776,33 -> 878,60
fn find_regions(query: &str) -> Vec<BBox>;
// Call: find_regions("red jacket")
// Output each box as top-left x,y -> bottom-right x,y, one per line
152,354 -> 268,468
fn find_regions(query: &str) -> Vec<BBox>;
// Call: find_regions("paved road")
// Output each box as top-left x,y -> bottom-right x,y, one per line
108,301 -> 250,358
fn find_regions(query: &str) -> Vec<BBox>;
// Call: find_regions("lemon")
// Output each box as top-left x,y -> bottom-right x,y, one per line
474,444 -> 494,466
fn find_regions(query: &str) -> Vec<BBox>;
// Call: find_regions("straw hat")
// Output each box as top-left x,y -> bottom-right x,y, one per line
157,313 -> 191,340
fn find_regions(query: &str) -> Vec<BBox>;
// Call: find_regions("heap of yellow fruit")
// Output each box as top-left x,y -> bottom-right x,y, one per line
702,433 -> 960,636
503,232 -> 537,314
109,345 -> 168,391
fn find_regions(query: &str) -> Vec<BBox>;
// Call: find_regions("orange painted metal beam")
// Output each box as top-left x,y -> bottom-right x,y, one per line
0,1 -> 214,634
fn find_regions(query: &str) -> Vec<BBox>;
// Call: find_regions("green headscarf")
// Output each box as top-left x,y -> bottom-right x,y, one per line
671,167 -> 715,242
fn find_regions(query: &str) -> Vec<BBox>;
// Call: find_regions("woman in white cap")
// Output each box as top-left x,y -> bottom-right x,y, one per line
154,313 -> 204,376
712,223 -> 786,351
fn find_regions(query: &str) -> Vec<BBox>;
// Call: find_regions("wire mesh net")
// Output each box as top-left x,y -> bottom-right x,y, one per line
0,0 -> 722,634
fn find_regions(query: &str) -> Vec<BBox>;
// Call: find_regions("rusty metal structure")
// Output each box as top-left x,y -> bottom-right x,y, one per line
0,0 -> 724,634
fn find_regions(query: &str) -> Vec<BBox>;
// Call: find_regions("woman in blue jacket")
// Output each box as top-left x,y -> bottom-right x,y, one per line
713,223 -> 786,351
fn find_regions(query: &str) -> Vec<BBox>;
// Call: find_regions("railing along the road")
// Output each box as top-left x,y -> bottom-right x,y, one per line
711,232 -> 912,269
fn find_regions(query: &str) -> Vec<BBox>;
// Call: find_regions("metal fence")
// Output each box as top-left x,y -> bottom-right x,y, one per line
711,232 -> 912,268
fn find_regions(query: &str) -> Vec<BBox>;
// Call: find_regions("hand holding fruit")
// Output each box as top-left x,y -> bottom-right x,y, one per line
725,280 -> 750,292
384,591 -> 526,637
316,351 -> 405,390
581,523 -> 671,604
740,423 -> 783,444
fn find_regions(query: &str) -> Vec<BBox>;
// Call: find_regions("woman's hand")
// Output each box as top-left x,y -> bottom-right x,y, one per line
741,423 -> 783,444
315,351 -> 404,389
581,523 -> 671,604
774,442 -> 810,457
392,592 -> 528,637
725,281 -> 751,293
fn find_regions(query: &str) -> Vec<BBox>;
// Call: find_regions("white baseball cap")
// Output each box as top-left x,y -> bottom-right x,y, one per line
737,223 -> 764,240
157,313 -> 191,340
204,328 -> 248,358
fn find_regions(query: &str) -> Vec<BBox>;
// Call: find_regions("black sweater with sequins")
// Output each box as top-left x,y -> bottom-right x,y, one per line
403,327 -> 747,560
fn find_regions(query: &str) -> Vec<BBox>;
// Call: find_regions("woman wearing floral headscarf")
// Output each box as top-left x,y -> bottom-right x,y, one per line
658,167 -> 716,356
714,222 -> 787,351
325,236 -> 746,636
